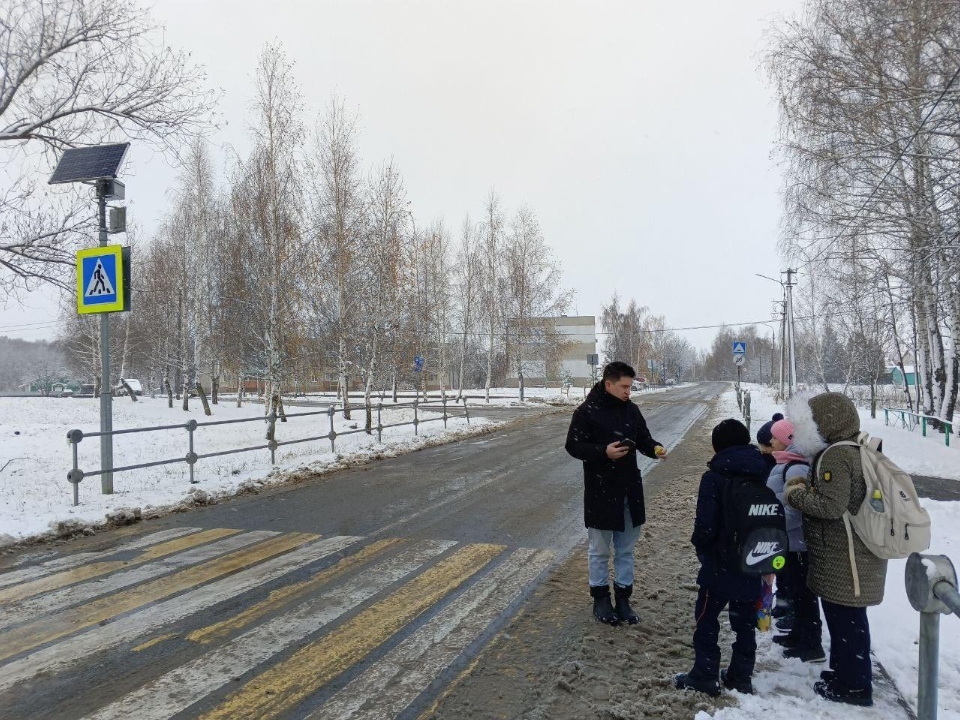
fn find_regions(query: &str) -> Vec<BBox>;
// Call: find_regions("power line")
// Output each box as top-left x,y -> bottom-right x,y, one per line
800,60 -> 960,267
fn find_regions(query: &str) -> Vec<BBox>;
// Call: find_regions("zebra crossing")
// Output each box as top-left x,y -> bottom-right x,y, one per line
0,525 -> 554,719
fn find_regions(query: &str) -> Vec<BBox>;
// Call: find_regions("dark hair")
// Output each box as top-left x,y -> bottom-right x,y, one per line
603,361 -> 636,383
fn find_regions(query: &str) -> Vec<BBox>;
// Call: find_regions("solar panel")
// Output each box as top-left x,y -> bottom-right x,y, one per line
48,143 -> 130,184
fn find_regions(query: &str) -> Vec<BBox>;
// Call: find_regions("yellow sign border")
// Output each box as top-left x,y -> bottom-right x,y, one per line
76,245 -> 125,314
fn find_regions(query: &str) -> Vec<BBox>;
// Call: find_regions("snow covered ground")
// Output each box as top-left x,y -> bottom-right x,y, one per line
702,385 -> 960,719
0,396 -> 492,543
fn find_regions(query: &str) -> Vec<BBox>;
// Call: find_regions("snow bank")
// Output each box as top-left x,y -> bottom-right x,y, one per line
0,396 -> 492,542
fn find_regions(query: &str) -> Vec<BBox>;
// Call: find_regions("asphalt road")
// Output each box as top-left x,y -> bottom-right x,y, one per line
0,382 -> 726,720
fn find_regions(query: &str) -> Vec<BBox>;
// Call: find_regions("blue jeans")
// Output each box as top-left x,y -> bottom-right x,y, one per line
587,499 -> 642,587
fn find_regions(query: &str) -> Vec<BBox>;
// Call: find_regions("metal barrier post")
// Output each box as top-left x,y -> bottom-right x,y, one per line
884,408 -> 889,427
413,396 -> 419,436
186,420 -> 198,483
377,403 -> 383,443
328,406 -> 337,453
66,429 -> 84,506
907,553 -> 960,720
442,394 -> 448,428
463,397 -> 470,425
923,416 -> 927,438
919,611 -> 940,720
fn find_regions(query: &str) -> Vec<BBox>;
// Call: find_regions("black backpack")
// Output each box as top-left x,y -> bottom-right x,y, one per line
717,471 -> 789,575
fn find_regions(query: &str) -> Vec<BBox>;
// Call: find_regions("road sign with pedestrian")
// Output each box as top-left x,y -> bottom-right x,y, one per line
733,341 -> 747,355
76,246 -> 128,314
413,356 -> 424,373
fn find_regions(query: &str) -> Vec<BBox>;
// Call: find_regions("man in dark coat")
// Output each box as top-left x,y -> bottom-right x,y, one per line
565,361 -> 666,625
675,419 -> 765,697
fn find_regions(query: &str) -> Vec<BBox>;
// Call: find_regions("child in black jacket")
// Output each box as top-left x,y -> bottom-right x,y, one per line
675,419 -> 765,697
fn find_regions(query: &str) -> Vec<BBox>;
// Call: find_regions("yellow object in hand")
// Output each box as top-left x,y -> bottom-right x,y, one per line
654,445 -> 666,457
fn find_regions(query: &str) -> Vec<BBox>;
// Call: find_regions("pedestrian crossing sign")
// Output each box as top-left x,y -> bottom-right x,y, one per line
733,341 -> 747,355
76,245 -> 128,314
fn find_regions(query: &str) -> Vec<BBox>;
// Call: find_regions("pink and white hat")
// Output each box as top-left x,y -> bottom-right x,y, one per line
771,419 -> 795,446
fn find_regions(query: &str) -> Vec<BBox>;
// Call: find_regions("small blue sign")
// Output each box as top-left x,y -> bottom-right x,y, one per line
413,356 -> 424,373
81,253 -> 118,306
733,341 -> 747,355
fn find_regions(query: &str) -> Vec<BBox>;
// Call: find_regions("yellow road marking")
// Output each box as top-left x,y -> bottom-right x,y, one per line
132,632 -> 177,652
0,528 -> 237,606
0,532 -> 318,662
187,537 -> 402,645
199,543 -> 504,720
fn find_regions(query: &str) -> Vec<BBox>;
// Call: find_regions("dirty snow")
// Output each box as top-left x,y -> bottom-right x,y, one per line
0,395 -> 491,542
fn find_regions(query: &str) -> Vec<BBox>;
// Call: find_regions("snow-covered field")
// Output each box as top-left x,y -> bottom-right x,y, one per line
0,396 -> 492,543
703,385 -> 960,719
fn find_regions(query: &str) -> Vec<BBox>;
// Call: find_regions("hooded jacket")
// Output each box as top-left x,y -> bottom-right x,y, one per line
766,445 -> 809,552
565,382 -> 660,531
691,444 -> 767,601
786,392 -> 887,607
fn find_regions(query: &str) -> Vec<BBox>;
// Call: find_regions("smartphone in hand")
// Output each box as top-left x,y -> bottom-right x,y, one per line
617,438 -> 636,450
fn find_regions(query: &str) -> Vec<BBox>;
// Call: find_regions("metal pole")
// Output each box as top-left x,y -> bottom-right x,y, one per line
918,611 -> 940,720
785,269 -> 798,397
98,188 -> 113,494
779,303 -> 786,401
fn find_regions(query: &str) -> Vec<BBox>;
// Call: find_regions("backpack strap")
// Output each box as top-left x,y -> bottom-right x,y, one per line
814,440 -> 863,599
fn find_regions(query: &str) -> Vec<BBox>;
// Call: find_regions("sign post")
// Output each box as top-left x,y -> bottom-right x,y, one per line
51,143 -> 131,496
733,341 -> 747,389
587,354 -> 599,383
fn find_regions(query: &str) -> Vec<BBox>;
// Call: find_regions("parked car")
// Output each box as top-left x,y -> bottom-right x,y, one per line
666,379 -> 676,386
117,378 -> 143,396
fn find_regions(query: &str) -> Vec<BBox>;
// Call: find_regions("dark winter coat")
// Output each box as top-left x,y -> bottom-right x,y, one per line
786,392 -> 888,607
564,383 -> 661,531
691,444 -> 767,602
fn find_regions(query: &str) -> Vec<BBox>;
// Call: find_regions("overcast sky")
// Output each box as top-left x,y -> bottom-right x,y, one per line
2,0 -> 804,350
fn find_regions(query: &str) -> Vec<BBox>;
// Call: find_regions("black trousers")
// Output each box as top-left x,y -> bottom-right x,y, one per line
780,551 -> 822,647
822,599 -> 872,692
689,586 -> 757,682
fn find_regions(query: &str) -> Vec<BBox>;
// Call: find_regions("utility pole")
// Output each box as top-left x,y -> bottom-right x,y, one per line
784,269 -> 799,397
779,301 -> 786,401
97,183 -> 113,493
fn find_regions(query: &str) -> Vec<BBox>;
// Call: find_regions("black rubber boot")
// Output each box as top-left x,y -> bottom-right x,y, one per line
721,669 -> 754,695
814,680 -> 873,707
590,585 -> 620,625
773,632 -> 802,648
783,645 -> 827,663
674,673 -> 721,697
614,583 -> 640,625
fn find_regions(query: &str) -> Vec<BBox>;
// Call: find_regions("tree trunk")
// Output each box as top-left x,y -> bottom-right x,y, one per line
339,335 -> 351,420
120,379 -> 138,402
94,375 -> 102,399
181,372 -> 190,411
164,376 -> 173,409
211,361 -> 219,405
237,374 -> 244,408
196,382 -> 212,416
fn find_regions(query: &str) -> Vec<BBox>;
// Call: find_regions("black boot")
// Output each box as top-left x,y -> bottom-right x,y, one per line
721,669 -> 754,695
783,645 -> 827,663
590,585 -> 620,625
614,583 -> 640,625
674,673 -> 721,697
814,680 -> 872,707
772,632 -> 802,648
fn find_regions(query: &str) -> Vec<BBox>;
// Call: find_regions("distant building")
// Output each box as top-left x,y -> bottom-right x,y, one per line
506,315 -> 597,387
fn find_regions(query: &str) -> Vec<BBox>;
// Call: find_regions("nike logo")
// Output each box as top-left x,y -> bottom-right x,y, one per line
746,545 -> 783,566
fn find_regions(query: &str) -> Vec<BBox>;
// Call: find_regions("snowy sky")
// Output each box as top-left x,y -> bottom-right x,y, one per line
1,0 -> 804,351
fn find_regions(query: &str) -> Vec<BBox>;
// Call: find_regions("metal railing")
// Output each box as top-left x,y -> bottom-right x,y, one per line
906,553 -> 960,719
884,408 -> 954,447
65,397 -> 470,507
